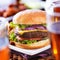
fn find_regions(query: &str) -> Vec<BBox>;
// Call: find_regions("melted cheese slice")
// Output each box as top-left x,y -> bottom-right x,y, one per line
18,30 -> 47,35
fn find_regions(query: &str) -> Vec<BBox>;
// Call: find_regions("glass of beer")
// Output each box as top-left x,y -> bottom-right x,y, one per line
46,1 -> 60,60
0,18 -> 10,60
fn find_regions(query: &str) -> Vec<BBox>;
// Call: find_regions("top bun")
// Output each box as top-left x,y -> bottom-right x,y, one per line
13,9 -> 46,24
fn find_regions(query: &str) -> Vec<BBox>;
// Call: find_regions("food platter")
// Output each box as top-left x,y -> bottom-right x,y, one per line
9,45 -> 51,55
8,10 -> 51,56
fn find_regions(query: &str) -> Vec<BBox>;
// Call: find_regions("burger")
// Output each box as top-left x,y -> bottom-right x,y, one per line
8,10 -> 50,49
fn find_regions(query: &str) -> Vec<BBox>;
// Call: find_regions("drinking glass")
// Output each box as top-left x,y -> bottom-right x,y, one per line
46,1 -> 60,60
0,18 -> 10,60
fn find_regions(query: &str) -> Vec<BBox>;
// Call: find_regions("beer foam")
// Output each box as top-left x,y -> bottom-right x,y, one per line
0,18 -> 9,50
47,22 -> 60,34
46,1 -> 60,16
0,18 -> 8,30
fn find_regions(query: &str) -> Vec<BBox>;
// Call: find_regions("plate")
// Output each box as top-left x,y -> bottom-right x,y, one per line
0,16 -> 13,21
9,45 -> 51,55
5,16 -> 13,21
20,0 -> 46,9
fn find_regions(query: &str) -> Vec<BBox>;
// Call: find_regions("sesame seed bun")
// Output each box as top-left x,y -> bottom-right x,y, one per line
13,9 -> 46,24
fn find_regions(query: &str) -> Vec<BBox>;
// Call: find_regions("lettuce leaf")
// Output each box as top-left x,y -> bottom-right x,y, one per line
9,22 -> 17,28
9,22 -> 29,29
20,40 -> 37,44
9,32 -> 17,42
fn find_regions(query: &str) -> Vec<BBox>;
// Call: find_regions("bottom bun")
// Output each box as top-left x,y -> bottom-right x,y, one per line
11,39 -> 50,49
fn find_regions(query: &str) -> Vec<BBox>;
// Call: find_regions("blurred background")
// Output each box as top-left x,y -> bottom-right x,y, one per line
0,0 -> 46,19
1,0 -> 53,60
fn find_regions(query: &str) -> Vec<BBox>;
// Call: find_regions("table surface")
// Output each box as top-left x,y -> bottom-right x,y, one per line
10,48 -> 55,60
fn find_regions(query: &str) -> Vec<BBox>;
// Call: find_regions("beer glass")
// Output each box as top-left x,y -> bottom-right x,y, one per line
46,0 -> 60,60
0,18 -> 10,60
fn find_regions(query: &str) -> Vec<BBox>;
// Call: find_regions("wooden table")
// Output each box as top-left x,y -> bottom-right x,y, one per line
10,49 -> 55,60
